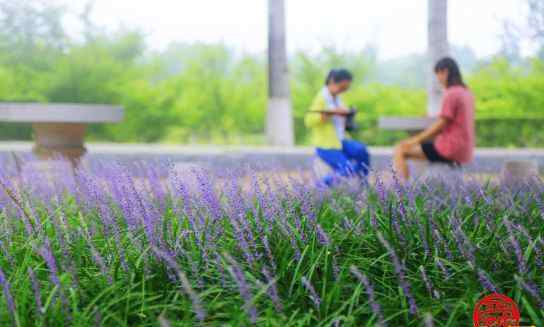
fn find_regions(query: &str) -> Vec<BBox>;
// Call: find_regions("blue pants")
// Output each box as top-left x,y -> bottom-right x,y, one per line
316,140 -> 370,185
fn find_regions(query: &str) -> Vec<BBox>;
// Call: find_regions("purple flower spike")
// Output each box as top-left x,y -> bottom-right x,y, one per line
301,276 -> 321,310
515,276 -> 544,309
153,248 -> 207,322
477,269 -> 499,294
377,232 -> 418,315
419,266 -> 438,299
375,176 -> 387,204
38,240 -> 68,308
28,267 -> 43,315
262,267 -> 283,312
503,218 -> 528,275
449,216 -> 476,268
350,266 -> 386,326
316,224 -> 330,246
87,240 -> 113,285
435,257 -> 452,280
0,267 -> 16,323
224,253 -> 257,324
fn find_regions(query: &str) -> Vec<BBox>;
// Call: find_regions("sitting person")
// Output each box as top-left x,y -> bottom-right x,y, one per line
393,57 -> 475,180
304,69 -> 370,185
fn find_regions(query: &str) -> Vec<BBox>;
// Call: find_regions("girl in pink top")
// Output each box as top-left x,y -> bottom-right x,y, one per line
394,57 -> 475,180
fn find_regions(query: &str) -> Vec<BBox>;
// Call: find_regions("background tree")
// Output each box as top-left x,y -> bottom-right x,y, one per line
528,0 -> 544,59
266,0 -> 294,146
528,0 -> 544,42
427,0 -> 449,116
0,0 -> 66,97
500,21 -> 522,62
0,0 -> 542,147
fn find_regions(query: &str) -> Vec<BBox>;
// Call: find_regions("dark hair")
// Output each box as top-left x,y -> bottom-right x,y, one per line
434,57 -> 466,88
325,69 -> 353,85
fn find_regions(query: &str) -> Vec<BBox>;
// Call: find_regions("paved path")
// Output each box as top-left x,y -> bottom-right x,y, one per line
0,142 -> 543,172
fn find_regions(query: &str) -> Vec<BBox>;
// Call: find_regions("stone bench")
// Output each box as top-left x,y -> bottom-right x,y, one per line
379,117 -> 542,182
0,103 -> 123,163
378,116 -> 435,133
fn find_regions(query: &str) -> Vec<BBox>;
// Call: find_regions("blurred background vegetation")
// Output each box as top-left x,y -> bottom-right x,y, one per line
0,1 -> 543,147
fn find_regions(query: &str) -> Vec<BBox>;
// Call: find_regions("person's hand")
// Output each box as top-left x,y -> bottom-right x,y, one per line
322,110 -> 346,117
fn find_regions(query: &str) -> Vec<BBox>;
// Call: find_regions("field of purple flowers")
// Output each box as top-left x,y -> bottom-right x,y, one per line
0,158 -> 542,326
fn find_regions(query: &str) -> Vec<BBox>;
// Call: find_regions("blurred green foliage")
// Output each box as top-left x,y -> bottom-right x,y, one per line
0,1 -> 543,147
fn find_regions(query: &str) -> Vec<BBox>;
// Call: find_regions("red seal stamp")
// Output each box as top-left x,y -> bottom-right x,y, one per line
473,293 -> 521,327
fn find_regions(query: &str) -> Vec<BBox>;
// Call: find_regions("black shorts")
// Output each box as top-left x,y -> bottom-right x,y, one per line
421,142 -> 458,165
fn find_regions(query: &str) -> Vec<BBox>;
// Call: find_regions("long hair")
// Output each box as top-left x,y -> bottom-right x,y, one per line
325,69 -> 353,85
434,57 -> 466,88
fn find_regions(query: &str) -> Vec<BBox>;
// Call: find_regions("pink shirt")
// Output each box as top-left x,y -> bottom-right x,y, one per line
435,86 -> 475,164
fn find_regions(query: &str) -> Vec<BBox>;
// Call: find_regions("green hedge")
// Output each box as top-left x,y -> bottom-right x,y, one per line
1,32 -> 543,147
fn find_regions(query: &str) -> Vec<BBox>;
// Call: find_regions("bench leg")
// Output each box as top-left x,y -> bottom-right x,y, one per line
32,123 -> 87,165
501,160 -> 539,184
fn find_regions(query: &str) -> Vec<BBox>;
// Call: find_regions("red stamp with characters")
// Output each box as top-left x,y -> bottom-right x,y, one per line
473,293 -> 521,327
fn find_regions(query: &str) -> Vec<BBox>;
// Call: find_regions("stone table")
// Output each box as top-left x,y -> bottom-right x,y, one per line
0,103 -> 123,163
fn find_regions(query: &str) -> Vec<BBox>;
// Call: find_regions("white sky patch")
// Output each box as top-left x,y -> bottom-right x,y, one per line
68,0 -> 529,59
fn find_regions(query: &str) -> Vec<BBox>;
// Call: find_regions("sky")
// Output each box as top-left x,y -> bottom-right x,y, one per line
69,0 -> 529,60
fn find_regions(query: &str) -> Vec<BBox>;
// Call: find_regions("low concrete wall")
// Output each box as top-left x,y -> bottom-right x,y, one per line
0,142 -> 543,173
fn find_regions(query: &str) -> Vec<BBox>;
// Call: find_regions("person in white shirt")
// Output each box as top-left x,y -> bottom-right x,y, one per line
305,69 -> 370,186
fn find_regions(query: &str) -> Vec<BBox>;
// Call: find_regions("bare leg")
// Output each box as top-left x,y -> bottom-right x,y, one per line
393,143 -> 427,180
393,145 -> 409,179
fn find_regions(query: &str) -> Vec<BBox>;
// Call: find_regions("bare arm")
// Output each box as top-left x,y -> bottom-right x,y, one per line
412,117 -> 448,143
320,107 -> 351,115
320,107 -> 351,122
401,118 -> 448,147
